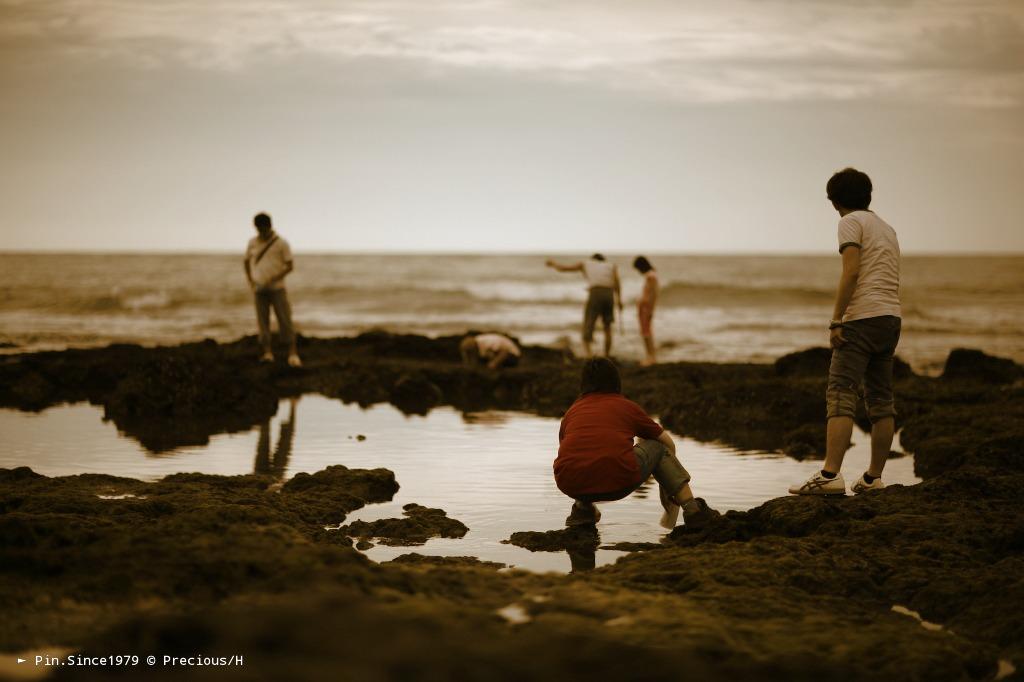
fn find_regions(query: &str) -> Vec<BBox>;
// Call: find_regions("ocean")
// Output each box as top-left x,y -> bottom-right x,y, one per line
1,253 -> 1021,373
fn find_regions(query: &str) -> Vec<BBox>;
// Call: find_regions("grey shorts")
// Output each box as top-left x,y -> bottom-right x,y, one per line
575,439 -> 691,503
827,315 -> 901,422
582,287 -> 615,341
254,288 -> 295,346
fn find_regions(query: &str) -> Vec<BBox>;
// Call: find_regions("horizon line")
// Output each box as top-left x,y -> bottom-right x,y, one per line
1,248 -> 1022,258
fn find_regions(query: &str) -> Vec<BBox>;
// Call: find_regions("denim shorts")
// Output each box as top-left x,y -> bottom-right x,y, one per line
826,315 -> 902,422
575,439 -> 691,503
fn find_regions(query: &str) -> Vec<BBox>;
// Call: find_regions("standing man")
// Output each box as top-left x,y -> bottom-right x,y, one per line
790,168 -> 901,496
244,212 -> 301,367
546,254 -> 622,358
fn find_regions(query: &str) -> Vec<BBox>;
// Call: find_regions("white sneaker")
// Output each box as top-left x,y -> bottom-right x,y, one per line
851,473 -> 885,494
287,354 -> 302,368
789,471 -> 846,496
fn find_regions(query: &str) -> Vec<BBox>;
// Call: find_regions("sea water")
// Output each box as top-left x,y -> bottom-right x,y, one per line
1,253 -> 1022,373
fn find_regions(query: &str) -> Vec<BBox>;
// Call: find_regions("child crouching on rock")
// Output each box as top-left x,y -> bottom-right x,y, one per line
554,358 -> 718,529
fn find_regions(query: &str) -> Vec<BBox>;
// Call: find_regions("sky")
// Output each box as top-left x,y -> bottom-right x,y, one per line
1,0 -> 1022,254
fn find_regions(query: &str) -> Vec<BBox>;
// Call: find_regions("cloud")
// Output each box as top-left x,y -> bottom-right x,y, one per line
1,0 -> 1023,106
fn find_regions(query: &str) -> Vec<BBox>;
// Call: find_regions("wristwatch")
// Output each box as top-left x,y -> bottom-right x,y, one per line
829,319 -> 843,330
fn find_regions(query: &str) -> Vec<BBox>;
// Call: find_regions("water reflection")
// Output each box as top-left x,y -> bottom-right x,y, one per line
254,397 -> 296,478
568,544 -> 597,573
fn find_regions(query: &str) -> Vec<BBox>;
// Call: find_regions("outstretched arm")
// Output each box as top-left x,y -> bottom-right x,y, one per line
545,259 -> 583,273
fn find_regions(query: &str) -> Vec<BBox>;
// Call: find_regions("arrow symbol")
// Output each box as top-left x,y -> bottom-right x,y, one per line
17,658 -> 26,664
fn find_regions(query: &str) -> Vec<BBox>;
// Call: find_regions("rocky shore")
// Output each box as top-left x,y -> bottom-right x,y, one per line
1,334 -> 1022,680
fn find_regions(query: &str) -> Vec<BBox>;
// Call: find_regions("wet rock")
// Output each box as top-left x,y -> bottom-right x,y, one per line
775,346 -> 913,380
505,526 -> 600,554
6,370 -> 55,410
104,355 -> 279,451
388,554 -> 507,569
338,503 -> 468,546
281,465 -> 399,526
781,423 -> 826,459
355,539 -> 374,550
600,542 -> 664,553
0,466 -> 378,650
774,347 -> 832,377
942,348 -> 1023,385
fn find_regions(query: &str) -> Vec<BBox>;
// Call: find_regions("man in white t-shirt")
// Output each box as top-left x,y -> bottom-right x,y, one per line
790,168 -> 902,497
545,254 -> 623,358
244,213 -> 301,367
460,333 -> 521,369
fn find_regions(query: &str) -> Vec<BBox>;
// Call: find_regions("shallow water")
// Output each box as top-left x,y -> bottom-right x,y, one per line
0,396 -> 920,572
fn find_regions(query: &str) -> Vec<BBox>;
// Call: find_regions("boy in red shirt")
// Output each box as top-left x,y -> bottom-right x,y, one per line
554,358 -> 717,528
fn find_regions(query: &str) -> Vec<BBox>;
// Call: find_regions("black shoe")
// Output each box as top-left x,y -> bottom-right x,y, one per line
565,501 -> 601,527
682,498 -> 719,529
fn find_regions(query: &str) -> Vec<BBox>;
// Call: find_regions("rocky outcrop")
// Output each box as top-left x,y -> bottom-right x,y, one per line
339,504 -> 469,546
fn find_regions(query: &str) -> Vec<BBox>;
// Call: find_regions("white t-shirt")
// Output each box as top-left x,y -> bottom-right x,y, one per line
583,260 -> 616,289
837,211 -> 901,321
246,233 -> 293,291
476,334 -> 521,359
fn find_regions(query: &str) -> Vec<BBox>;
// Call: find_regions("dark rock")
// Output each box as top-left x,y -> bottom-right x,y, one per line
505,526 -> 600,554
600,542 -> 664,553
104,355 -> 278,452
388,554 -> 506,569
775,346 -> 913,380
782,423 -> 825,459
338,503 -> 468,546
355,540 -> 373,550
942,348 -> 1023,384
774,347 -> 832,377
8,371 -> 55,410
281,465 -> 399,526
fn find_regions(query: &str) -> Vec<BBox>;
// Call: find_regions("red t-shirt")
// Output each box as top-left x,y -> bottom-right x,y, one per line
554,392 -> 664,497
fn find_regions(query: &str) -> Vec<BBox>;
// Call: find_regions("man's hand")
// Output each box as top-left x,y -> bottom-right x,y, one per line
829,326 -> 846,349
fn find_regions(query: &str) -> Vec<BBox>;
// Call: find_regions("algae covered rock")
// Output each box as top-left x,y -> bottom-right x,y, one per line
942,348 -> 1023,385
281,465 -> 399,526
505,525 -> 600,554
338,503 -> 468,546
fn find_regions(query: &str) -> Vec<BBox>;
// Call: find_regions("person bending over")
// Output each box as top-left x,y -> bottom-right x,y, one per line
554,357 -> 718,528
460,333 -> 521,369
790,167 -> 901,496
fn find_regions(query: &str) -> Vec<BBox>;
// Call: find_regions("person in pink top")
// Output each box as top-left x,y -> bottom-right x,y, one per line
633,256 -> 659,366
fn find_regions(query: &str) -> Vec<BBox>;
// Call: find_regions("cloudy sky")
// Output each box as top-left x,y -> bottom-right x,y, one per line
1,0 -> 1022,253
